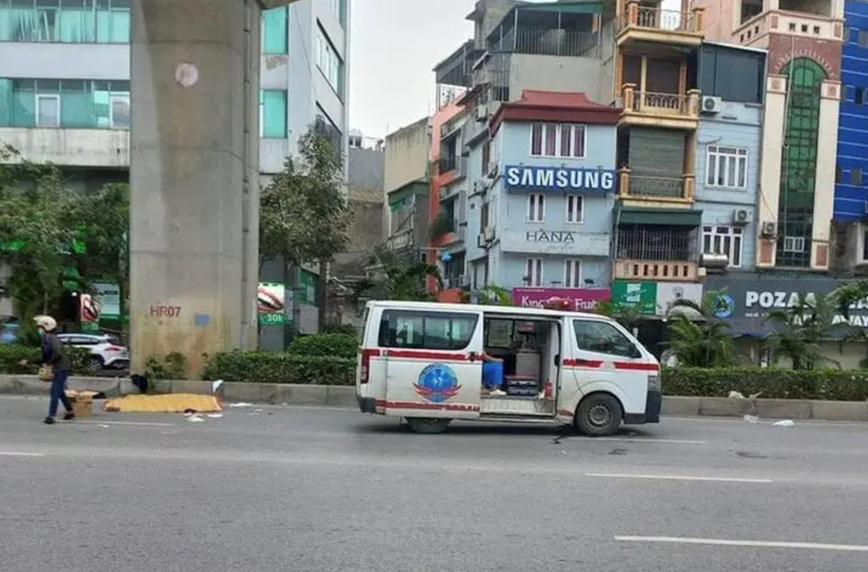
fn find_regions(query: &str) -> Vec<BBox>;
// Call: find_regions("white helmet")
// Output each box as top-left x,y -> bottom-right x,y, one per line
33,315 -> 57,332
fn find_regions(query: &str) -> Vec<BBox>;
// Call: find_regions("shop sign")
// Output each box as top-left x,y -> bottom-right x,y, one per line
504,165 -> 616,194
610,281 -> 702,317
512,288 -> 610,312
525,230 -> 575,243
257,283 -> 286,326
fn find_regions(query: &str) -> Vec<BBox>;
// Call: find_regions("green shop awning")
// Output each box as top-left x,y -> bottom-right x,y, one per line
617,207 -> 702,227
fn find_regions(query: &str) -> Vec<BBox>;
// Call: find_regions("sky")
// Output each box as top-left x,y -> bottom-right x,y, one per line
348,0 -> 478,140
347,0 -> 682,141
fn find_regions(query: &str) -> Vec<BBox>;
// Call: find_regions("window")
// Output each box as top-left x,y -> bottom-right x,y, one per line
706,145 -> 748,189
315,27 -> 343,97
863,228 -> 868,262
377,310 -> 478,350
261,6 -> 288,54
527,193 -> 545,222
529,123 -> 586,158
0,0 -> 130,43
109,94 -> 129,128
573,320 -> 637,358
702,225 -> 743,267
783,236 -> 806,253
566,195 -> 583,223
36,94 -> 59,127
860,30 -> 868,48
259,89 -> 287,138
564,259 -> 582,288
328,0 -> 345,25
853,168 -> 863,186
856,87 -> 866,105
699,45 -> 765,104
525,258 -> 543,287
481,140 -> 491,176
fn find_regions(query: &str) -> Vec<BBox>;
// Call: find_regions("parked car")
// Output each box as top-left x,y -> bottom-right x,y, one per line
57,333 -> 130,373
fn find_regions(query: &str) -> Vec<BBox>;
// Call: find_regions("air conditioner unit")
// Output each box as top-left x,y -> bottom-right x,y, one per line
487,162 -> 499,178
483,226 -> 496,242
475,104 -> 489,122
761,221 -> 776,237
733,209 -> 750,225
701,96 -> 723,114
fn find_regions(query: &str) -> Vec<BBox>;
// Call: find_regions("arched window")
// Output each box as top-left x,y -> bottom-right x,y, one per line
778,58 -> 827,268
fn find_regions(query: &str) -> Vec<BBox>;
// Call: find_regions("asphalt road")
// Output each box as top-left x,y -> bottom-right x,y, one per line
2,397 -> 868,572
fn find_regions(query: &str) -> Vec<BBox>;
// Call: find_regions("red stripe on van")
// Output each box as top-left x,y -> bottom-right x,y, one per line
558,409 -> 574,418
614,362 -> 659,372
562,358 -> 603,368
384,350 -> 471,362
375,399 -> 480,412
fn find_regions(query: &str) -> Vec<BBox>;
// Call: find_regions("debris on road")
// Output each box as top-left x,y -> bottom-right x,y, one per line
186,415 -> 205,423
207,413 -> 223,419
104,394 -> 222,413
773,420 -> 795,428
744,414 -> 759,424
228,402 -> 253,408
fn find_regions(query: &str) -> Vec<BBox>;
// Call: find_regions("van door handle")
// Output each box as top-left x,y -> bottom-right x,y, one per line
469,352 -> 478,362
554,354 -> 560,366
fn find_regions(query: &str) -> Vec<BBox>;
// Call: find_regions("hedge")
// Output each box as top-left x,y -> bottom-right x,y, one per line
663,367 -> 868,402
202,350 -> 355,385
287,333 -> 357,359
0,344 -> 94,376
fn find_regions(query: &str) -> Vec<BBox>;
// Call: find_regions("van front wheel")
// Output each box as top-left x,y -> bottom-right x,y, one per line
406,417 -> 452,434
575,394 -> 623,437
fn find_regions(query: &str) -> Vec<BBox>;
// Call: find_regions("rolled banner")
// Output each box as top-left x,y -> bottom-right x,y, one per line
80,294 -> 102,323
257,284 -> 285,313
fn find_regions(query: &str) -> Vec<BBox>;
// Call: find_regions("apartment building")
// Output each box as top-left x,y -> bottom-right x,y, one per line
0,0 -> 350,183
695,0 -> 844,270
832,0 -> 868,271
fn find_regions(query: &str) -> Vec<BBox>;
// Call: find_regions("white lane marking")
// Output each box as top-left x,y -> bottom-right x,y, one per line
586,473 -> 773,483
79,420 -> 175,427
579,437 -> 707,445
615,536 -> 868,552
0,451 -> 46,457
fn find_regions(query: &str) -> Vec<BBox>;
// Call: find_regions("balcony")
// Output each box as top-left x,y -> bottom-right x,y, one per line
620,84 -> 700,130
614,224 -> 700,282
613,259 -> 700,281
733,9 -> 844,48
616,1 -> 705,47
0,127 -> 129,168
618,169 -> 695,204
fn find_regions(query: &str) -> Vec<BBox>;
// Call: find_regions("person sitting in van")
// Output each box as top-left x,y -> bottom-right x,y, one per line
482,352 -> 506,397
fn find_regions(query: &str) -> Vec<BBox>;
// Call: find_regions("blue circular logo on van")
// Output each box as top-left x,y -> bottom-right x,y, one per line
713,294 -> 735,319
414,364 -> 461,403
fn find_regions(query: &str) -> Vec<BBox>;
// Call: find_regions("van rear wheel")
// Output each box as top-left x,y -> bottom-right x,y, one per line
406,417 -> 452,434
575,393 -> 623,437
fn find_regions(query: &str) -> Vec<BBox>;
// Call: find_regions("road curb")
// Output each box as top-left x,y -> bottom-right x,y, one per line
1,375 -> 866,421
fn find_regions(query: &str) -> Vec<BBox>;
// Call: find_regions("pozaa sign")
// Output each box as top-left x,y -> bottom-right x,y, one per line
743,290 -> 868,326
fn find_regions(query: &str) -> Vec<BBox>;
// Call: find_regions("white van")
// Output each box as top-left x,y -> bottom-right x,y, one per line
356,301 -> 661,436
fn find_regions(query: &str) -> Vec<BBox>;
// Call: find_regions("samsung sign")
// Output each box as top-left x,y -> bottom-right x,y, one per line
504,165 -> 616,194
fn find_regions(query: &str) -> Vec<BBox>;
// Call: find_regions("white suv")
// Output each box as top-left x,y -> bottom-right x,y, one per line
58,333 -> 130,373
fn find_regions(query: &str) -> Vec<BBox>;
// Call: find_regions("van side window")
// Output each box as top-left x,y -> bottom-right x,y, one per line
573,320 -> 638,358
378,310 -> 478,350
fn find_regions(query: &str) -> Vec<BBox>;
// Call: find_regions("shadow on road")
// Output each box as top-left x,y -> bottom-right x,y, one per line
354,419 -> 655,441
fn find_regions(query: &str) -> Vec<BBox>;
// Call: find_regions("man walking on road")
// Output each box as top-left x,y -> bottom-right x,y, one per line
21,315 -> 75,425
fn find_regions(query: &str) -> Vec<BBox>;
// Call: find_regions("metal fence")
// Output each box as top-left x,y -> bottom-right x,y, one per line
616,226 -> 696,261
624,175 -> 685,199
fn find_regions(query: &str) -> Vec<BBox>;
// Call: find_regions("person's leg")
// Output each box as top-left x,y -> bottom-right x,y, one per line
56,370 -> 74,417
47,371 -> 62,419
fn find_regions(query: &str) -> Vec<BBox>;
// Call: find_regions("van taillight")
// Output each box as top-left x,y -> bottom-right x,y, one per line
360,349 -> 375,384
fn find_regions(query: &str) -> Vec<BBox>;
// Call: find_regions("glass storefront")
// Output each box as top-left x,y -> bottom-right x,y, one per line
0,78 -> 130,128
0,0 -> 131,44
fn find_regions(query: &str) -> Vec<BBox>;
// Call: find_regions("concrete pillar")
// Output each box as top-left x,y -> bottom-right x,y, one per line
756,74 -> 787,268
811,79 -> 842,270
129,0 -> 264,377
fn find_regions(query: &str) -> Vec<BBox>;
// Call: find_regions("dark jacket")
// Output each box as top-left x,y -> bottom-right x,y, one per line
42,332 -> 70,372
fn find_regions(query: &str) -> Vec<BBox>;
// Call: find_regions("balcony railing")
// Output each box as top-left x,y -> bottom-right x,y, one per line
439,154 -> 459,174
616,226 -> 697,262
617,1 -> 705,37
491,28 -> 601,58
618,169 -> 695,202
614,259 -> 699,281
621,85 -> 700,120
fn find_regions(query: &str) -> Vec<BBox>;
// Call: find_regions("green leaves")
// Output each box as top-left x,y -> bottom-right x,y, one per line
259,128 -> 350,266
355,244 -> 441,302
764,293 -> 840,370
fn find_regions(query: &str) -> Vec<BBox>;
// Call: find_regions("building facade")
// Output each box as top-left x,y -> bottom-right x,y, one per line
832,0 -> 868,271
0,0 -> 350,182
694,42 -> 766,272
696,0 -> 844,270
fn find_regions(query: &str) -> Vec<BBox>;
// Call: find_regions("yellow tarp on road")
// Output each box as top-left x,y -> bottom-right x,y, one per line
104,394 -> 222,413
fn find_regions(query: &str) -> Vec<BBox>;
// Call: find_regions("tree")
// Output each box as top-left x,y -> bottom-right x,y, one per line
765,293 -> 840,370
665,291 -> 735,368
353,245 -> 441,302
594,298 -> 646,335
833,280 -> 868,368
461,285 -> 512,306
0,146 -> 81,332
259,128 -> 350,334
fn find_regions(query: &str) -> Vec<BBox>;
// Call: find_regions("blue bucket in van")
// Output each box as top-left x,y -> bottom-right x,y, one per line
482,361 -> 503,388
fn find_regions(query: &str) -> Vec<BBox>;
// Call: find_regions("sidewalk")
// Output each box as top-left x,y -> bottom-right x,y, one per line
1,373 -> 866,422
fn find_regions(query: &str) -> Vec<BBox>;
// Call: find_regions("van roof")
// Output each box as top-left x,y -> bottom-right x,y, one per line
365,300 -> 611,320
